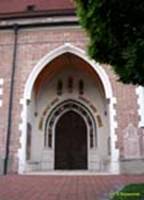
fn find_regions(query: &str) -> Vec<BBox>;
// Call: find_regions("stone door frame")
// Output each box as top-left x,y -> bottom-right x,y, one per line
43,99 -> 96,170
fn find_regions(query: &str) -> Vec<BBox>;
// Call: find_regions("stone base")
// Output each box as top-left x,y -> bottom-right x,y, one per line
0,156 -> 4,175
120,159 -> 144,174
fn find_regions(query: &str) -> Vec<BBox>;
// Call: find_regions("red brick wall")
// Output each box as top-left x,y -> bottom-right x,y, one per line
0,27 -> 140,173
103,64 -> 139,158
0,31 -> 14,159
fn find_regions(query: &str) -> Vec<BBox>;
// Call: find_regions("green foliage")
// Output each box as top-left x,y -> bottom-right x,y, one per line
122,184 -> 144,191
75,0 -> 144,85
110,184 -> 144,200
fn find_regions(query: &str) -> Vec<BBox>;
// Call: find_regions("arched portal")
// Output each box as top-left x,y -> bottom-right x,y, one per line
55,111 -> 87,170
44,100 -> 96,170
19,43 -> 119,174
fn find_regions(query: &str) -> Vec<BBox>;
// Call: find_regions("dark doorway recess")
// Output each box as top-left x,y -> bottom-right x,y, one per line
55,111 -> 87,170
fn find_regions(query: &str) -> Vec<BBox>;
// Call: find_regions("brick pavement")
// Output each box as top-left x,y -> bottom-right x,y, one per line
0,175 -> 144,200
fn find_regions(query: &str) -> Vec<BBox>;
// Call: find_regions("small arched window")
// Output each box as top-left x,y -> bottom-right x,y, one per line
68,77 -> 73,93
26,123 -> 32,160
79,79 -> 84,95
48,129 -> 52,148
57,80 -> 63,96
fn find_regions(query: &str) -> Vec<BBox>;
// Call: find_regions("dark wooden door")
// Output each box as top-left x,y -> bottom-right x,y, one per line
55,111 -> 87,169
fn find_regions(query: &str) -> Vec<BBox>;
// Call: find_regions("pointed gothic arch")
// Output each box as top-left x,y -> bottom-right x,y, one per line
18,43 -> 119,174
24,43 -> 112,100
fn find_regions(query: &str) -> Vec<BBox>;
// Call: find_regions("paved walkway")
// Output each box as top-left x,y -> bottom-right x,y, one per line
0,175 -> 144,200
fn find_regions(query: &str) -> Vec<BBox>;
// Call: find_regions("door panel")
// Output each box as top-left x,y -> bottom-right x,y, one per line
55,111 -> 87,169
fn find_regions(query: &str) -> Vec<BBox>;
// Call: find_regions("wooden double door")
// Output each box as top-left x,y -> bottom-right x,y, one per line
55,111 -> 87,170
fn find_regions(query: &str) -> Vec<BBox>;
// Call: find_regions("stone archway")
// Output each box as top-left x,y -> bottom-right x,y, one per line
44,100 -> 96,171
19,43 -> 119,174
55,110 -> 87,170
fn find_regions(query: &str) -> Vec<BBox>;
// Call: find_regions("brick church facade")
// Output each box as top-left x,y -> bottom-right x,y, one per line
0,0 -> 144,174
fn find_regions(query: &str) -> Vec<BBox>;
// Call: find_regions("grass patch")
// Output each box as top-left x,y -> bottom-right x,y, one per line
110,184 -> 144,200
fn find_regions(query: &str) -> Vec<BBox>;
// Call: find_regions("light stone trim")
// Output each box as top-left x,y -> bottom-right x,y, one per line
0,100 -> 2,107
136,86 -> 144,127
0,78 -> 4,107
0,79 -> 4,85
0,16 -> 78,28
18,43 -> 119,174
0,88 -> 3,95
109,97 -> 119,173
18,98 -> 27,173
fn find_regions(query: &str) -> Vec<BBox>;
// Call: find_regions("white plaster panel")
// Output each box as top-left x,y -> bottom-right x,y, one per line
0,100 -> 2,107
0,79 -> 4,85
0,88 -> 3,95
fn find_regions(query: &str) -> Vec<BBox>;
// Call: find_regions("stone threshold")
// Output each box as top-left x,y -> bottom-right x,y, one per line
23,170 -> 117,176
